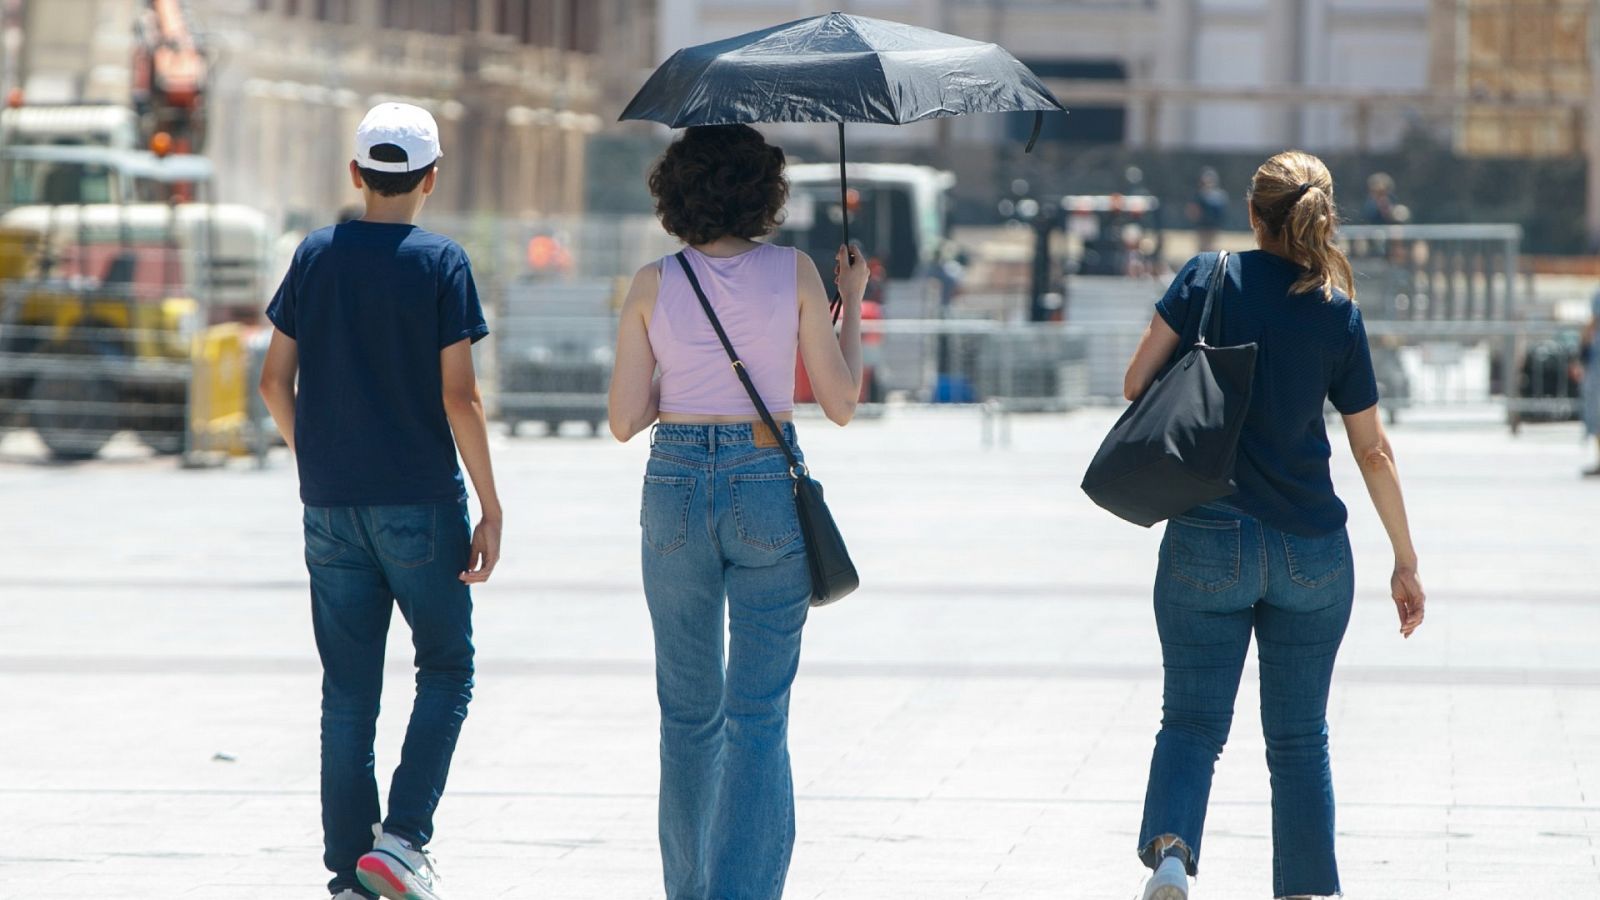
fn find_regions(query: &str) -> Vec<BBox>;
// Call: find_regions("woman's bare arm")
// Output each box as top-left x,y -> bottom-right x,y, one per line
1123,313 -> 1182,402
1342,404 -> 1425,637
607,264 -> 661,442
797,246 -> 866,425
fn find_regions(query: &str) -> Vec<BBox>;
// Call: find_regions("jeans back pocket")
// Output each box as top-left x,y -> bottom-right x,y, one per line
1162,515 -> 1242,593
303,507 -> 347,566
1281,529 -> 1348,589
729,472 -> 801,551
369,504 -> 437,569
642,475 -> 695,555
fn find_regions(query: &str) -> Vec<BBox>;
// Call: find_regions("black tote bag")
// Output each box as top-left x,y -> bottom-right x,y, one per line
673,252 -> 860,606
1081,251 -> 1257,527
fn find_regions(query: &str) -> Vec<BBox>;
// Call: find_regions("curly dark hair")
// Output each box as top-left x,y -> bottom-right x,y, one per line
648,125 -> 787,246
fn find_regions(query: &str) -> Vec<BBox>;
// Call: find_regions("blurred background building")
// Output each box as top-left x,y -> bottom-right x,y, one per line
660,0 -> 1437,152
3,0 -> 1595,248
651,1 -> 1596,252
0,0 -> 1596,462
6,0 -> 657,229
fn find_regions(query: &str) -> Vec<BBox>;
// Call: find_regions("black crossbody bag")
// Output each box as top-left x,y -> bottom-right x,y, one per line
673,252 -> 860,607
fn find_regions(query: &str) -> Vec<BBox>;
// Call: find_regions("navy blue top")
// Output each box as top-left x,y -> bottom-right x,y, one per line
266,221 -> 488,507
1155,250 -> 1379,536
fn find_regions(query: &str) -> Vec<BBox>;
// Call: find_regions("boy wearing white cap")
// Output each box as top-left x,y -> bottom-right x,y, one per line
259,102 -> 500,900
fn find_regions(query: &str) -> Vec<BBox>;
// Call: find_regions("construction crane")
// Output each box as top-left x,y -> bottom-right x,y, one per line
131,0 -> 207,153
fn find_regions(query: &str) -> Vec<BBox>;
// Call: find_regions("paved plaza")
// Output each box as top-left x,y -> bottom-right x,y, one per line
1,407 -> 1598,899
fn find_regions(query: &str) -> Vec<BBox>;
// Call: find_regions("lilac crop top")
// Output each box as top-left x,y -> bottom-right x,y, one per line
649,242 -> 798,417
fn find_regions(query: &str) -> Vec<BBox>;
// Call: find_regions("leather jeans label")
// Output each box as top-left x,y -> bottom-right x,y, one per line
753,423 -> 781,448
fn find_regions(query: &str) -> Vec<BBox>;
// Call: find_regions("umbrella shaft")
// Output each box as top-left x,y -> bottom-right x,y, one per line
838,122 -> 849,251
833,121 -> 849,326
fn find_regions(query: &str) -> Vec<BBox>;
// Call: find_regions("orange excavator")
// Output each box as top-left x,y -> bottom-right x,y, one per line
131,0 -> 207,153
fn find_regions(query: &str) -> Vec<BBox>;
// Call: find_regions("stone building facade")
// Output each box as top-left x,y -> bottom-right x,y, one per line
14,0 -> 657,228
654,0 -> 1436,154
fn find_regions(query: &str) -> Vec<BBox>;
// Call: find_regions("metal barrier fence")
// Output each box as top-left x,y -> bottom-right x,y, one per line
479,311 -> 1586,445
870,318 -> 1582,424
0,276 -> 267,462
1340,224 -> 1525,321
2,210 -> 1580,458
0,199 -> 274,463
493,280 -> 622,437
428,214 -> 681,283
7,300 -> 1578,458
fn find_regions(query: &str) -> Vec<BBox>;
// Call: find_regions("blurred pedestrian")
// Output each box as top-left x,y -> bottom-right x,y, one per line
1579,288 -> 1600,476
1185,167 -> 1228,253
1121,150 -> 1425,900
1125,164 -> 1151,197
258,103 -> 501,900
607,124 -> 868,900
1360,171 -> 1399,225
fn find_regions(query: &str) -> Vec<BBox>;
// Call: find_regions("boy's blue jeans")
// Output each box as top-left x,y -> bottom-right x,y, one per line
640,423 -> 813,900
304,501 -> 474,898
1138,502 -> 1353,899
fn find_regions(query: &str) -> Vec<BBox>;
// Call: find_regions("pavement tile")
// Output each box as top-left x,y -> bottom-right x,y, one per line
3,411 -> 1598,897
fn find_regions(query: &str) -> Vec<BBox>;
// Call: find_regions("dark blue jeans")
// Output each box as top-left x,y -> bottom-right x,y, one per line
1138,502 -> 1353,899
305,501 -> 474,897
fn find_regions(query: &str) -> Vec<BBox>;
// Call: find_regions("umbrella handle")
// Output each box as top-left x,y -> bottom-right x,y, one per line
1025,111 -> 1044,153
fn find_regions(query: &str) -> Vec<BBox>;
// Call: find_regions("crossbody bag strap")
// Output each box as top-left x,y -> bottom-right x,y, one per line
1194,250 -> 1229,349
673,251 -> 806,476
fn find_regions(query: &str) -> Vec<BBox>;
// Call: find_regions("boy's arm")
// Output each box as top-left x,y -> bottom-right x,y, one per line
441,338 -> 501,584
258,330 -> 299,452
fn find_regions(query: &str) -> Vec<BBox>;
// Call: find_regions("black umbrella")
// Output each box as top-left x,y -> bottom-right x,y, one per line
620,11 -> 1064,260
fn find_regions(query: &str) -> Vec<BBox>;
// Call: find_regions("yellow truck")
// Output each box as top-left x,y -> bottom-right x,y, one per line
0,143 -> 271,459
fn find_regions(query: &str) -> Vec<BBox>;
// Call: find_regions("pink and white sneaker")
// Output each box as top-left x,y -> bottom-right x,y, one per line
355,825 -> 444,900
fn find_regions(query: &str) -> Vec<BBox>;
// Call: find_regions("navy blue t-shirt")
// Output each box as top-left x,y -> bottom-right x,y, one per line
266,221 -> 488,507
1155,251 -> 1379,536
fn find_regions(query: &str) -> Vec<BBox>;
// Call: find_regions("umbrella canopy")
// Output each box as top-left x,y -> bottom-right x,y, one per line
619,11 -> 1063,139
620,12 -> 1064,315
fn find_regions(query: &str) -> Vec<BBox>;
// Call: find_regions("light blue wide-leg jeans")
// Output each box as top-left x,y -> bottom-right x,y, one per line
640,423 -> 812,900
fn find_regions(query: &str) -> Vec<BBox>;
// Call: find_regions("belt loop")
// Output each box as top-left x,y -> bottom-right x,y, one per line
707,425 -> 717,452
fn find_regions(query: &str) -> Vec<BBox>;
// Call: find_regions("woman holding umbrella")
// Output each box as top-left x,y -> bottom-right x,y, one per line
607,123 -> 868,899
612,12 -> 1058,896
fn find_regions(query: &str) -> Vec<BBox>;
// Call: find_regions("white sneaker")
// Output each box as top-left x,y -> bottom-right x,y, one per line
1141,854 -> 1190,900
332,893 -> 366,900
356,825 -> 443,900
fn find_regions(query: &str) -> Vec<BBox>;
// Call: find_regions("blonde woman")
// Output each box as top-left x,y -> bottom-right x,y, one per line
1121,151 -> 1426,900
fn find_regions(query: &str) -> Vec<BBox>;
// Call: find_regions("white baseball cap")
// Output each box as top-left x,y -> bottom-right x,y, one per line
354,102 -> 442,172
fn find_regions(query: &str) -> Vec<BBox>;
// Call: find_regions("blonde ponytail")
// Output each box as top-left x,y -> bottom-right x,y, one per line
1249,151 -> 1356,302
